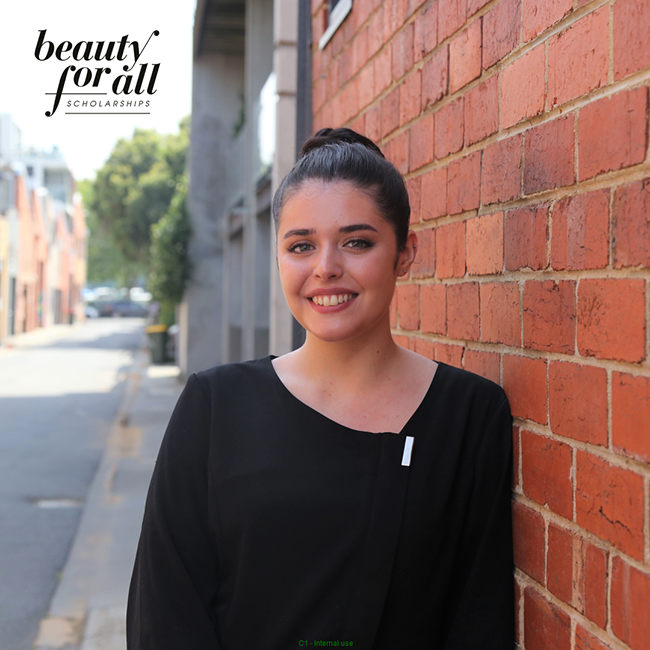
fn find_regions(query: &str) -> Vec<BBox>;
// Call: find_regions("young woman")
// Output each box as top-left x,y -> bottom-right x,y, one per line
127,128 -> 515,649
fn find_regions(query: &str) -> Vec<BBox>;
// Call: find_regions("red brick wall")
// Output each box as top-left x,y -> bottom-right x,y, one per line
312,0 -> 650,647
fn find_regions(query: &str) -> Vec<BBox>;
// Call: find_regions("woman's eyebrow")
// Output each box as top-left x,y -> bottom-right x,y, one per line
282,223 -> 379,240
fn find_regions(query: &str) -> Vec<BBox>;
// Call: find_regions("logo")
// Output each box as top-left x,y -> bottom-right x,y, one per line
34,29 -> 160,117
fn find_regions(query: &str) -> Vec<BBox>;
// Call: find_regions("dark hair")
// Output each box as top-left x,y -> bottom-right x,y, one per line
272,128 -> 411,258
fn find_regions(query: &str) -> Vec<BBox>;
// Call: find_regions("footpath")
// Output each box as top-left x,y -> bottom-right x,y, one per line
31,329 -> 184,650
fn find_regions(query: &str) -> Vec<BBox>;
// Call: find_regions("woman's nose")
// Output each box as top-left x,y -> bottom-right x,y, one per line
313,244 -> 343,279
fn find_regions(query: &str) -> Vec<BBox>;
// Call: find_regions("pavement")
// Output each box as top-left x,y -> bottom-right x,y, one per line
25,327 -> 185,650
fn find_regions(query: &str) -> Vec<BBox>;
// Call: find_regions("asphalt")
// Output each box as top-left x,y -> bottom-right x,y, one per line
28,328 -> 185,650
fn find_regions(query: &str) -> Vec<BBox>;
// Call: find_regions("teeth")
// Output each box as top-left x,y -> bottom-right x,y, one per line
312,294 -> 354,306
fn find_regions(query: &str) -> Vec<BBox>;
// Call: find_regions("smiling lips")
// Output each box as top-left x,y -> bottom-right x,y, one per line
309,293 -> 357,306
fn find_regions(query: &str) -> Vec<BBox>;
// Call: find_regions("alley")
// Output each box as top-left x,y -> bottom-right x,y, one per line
0,319 -> 143,650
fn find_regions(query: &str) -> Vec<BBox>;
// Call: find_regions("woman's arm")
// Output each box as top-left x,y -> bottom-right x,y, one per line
442,396 -> 516,649
126,374 -> 221,650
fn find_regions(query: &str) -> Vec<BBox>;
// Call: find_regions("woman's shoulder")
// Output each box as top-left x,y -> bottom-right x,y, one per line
190,355 -> 272,399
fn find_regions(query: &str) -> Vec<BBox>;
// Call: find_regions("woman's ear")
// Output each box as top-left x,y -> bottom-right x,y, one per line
397,231 -> 418,277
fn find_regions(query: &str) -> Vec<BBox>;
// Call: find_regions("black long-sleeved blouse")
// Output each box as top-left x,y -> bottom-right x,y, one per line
126,355 -> 515,649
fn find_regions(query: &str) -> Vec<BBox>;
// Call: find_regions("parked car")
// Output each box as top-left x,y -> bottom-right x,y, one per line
111,300 -> 150,318
85,304 -> 100,319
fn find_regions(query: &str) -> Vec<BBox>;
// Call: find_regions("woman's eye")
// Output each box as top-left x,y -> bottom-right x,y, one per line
346,238 -> 373,249
288,242 -> 312,253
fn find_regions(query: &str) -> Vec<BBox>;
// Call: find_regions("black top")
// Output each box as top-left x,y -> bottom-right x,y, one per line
127,355 -> 515,650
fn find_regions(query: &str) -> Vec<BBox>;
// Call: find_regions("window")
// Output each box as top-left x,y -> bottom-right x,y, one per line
318,0 -> 352,49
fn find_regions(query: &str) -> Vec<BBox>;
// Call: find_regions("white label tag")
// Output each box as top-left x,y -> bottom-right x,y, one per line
401,436 -> 414,466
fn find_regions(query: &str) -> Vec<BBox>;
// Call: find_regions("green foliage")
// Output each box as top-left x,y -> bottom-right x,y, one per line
148,175 -> 192,309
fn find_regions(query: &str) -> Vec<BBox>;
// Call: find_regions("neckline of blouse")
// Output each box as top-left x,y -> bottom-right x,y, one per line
265,354 -> 445,436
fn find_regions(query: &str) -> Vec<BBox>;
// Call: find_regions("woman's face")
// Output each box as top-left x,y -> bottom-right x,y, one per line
276,180 -> 415,343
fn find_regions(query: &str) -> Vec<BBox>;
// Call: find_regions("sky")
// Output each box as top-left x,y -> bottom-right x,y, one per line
0,0 -> 195,181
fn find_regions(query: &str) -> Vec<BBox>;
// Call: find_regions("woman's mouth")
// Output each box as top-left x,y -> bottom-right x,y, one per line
308,293 -> 358,311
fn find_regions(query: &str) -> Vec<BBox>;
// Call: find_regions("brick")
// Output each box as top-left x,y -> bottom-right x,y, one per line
447,282 -> 480,340
381,87 -> 400,138
438,0 -> 466,41
578,87 -> 648,181
551,190 -> 610,271
513,425 -> 521,489
394,334 -> 410,348
577,279 -> 645,363
611,556 -> 650,649
364,104 -> 381,143
575,625 -> 610,650
435,96 -> 464,158
357,65 -> 375,111
523,0 -> 572,41
392,23 -> 415,80
502,356 -> 547,424
421,283 -> 446,334
504,205 -> 549,271
483,0 -> 521,69
513,503 -> 545,583
521,430 -> 572,518
384,0 -> 405,41
501,45 -> 545,128
449,20 -> 482,93
413,1 -> 438,63
352,27 -> 369,76
368,7 -> 385,58
547,7 -> 609,107
613,179 -> 650,268
613,372 -> 650,463
436,221 -> 465,278
614,0 -> 650,80
481,135 -> 522,205
448,151 -> 481,214
409,112 -> 434,171
406,177 -> 421,224
466,212 -> 503,275
374,46 -> 392,96
421,167 -> 448,220
421,45 -> 449,109
524,115 -> 575,194
576,451 -> 645,560
340,46 -> 355,86
400,70 -> 422,125
575,541 -> 608,629
464,75 -> 498,145
413,337 -> 435,359
411,226 -> 435,278
396,283 -> 420,330
523,280 -> 575,354
524,588 -> 572,650
349,113 -> 366,137
546,525 -> 573,603
386,129 -> 410,175
463,349 -> 500,384
514,577 -> 522,645
467,0 -> 491,17
549,362 -> 608,446
480,283 -> 520,346
434,342 -> 464,366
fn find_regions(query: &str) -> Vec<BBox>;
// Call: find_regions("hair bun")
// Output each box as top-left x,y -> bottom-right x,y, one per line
300,127 -> 385,160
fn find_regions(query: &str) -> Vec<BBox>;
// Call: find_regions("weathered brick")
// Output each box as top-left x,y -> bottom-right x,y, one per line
547,7 -> 609,107
364,104 -> 382,143
396,283 -> 420,330
502,355 -> 547,424
513,503 -> 545,583
448,151 -> 481,214
409,113 -> 434,171
466,212 -> 503,275
400,70 -> 422,125
349,113 -> 366,138
576,452 -> 645,560
438,0 -> 466,41
613,179 -> 650,268
413,336 -> 435,359
467,0 -> 491,18
394,333 -> 410,349
575,625 -> 610,650
523,0 -> 572,42
483,0 -> 521,69
549,362 -> 607,446
611,556 -> 650,648
421,45 -> 449,109
501,44 -> 545,128
504,205 -> 549,271
384,0 -> 405,41
546,524 -> 573,603
357,64 -> 375,111
614,0 -> 650,80
421,283 -> 446,334
575,541 -> 608,629
449,20 -> 482,93
481,135 -> 522,205
523,280 -> 575,354
392,22 -> 415,80
374,46 -> 393,96
613,372 -> 650,463
447,282 -> 480,340
524,115 -> 575,194
406,177 -> 421,224
436,221 -> 465,278
577,279 -> 645,363
464,74 -> 498,145
352,27 -> 369,76
411,225 -> 435,277
523,588 -> 572,650
421,166 -> 448,220
480,282 -> 520,346
368,6 -> 385,58
578,87 -> 648,181
413,1 -> 438,63
435,96 -> 464,159
381,86 -> 400,138
385,129 -> 410,175
551,190 -> 610,271
521,430 -> 572,519
514,577 -> 522,646
434,342 -> 464,366
463,349 -> 500,384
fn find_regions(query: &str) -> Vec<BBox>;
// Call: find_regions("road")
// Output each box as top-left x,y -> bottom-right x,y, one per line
0,319 -> 144,650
